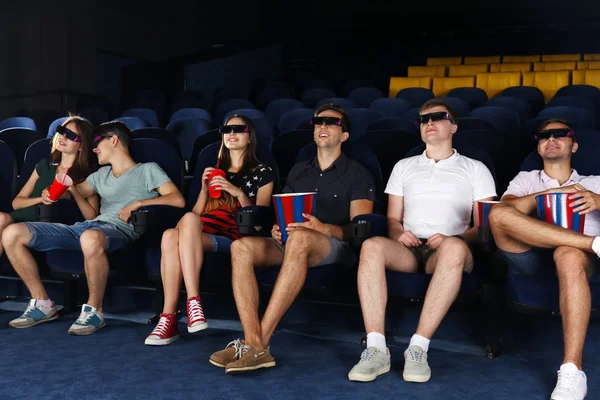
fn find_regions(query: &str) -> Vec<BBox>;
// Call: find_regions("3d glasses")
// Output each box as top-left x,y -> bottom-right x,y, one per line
417,112 -> 452,124
220,125 -> 249,134
310,116 -> 342,126
534,128 -> 575,141
56,125 -> 81,142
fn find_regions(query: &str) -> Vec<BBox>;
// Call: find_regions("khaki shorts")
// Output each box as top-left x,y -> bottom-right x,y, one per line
271,236 -> 357,267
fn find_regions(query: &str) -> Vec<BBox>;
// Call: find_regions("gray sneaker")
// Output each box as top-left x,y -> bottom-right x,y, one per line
348,347 -> 391,382
403,345 -> 431,382
9,299 -> 58,328
68,304 -> 105,335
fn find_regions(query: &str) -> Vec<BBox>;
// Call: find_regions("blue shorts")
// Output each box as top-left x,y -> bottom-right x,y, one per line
499,247 -> 600,283
205,233 -> 233,253
272,236 -> 357,267
22,221 -> 132,253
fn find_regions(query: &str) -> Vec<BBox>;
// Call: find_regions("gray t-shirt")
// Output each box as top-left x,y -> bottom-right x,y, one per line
86,162 -> 171,240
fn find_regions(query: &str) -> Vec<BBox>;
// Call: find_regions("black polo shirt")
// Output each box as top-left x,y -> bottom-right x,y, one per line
283,153 -> 376,226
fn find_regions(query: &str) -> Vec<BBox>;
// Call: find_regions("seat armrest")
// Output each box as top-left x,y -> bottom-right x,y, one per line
350,213 -> 387,249
235,206 -> 275,236
131,205 -> 186,236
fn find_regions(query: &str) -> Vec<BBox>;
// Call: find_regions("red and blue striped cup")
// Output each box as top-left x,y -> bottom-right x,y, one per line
273,192 -> 317,243
476,200 -> 500,250
535,193 -> 586,233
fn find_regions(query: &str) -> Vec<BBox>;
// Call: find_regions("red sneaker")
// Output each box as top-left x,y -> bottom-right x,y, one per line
144,313 -> 180,346
187,296 -> 208,333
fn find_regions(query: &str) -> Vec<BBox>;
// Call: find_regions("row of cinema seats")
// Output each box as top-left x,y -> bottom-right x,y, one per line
1,125 -> 599,358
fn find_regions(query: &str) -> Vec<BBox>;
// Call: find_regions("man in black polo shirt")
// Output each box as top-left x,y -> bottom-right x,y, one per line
209,103 -> 376,373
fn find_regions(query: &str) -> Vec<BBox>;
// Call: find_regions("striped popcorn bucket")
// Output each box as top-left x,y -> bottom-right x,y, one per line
273,192 -> 318,243
536,193 -> 586,233
476,200 -> 500,250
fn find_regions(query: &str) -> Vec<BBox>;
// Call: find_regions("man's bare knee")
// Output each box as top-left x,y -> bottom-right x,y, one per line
359,237 -> 387,266
2,223 -> 30,249
231,237 -> 260,264
80,230 -> 106,257
161,228 -> 179,250
285,228 -> 316,252
488,203 -> 515,231
554,246 -> 589,279
434,237 -> 471,271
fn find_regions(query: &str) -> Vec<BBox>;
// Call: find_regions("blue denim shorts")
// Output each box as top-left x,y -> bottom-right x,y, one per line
206,233 -> 233,253
499,247 -> 600,283
22,221 -> 132,253
272,236 -> 357,267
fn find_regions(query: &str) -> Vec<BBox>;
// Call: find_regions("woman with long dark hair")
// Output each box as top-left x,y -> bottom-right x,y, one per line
0,115 -> 99,257
145,114 -> 274,346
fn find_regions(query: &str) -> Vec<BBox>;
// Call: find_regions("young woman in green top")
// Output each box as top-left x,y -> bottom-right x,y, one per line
0,115 -> 99,257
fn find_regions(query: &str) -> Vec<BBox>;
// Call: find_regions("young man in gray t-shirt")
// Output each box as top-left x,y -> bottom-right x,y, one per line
4,121 -> 185,335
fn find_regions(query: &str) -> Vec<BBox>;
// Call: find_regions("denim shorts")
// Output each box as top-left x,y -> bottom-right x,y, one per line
206,233 -> 233,253
22,221 -> 132,253
272,236 -> 357,267
499,247 -> 600,283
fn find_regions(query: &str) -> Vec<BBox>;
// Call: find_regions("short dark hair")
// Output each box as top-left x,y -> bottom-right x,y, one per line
420,99 -> 458,124
538,118 -> 577,142
314,103 -> 351,133
94,121 -> 133,149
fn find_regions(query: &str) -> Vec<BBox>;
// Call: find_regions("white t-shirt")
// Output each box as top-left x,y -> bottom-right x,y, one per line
503,169 -> 600,236
385,149 -> 497,238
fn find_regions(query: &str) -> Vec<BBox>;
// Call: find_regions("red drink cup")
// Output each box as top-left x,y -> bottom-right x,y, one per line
47,173 -> 73,202
208,168 -> 226,198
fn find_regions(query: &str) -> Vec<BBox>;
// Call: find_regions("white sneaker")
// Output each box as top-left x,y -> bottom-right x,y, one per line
8,299 -> 58,328
402,345 -> 431,383
551,363 -> 587,400
348,347 -> 391,382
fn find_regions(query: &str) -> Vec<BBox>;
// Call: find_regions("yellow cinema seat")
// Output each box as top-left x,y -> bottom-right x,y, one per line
475,72 -> 522,98
502,55 -> 540,63
426,57 -> 463,66
584,54 -> 600,61
571,70 -> 600,88
464,56 -> 501,65
407,65 -> 447,77
533,62 -> 577,72
522,71 -> 571,102
541,54 -> 581,62
576,61 -> 600,70
490,63 -> 532,73
448,64 -> 489,77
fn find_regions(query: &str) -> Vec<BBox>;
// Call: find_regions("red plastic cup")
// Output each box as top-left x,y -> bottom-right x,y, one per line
208,168 -> 226,198
47,173 -> 73,202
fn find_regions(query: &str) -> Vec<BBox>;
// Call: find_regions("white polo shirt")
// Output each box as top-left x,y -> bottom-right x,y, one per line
385,149 -> 497,238
503,169 -> 600,236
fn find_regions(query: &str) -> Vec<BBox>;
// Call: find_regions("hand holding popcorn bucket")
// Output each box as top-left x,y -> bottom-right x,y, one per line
535,193 -> 586,233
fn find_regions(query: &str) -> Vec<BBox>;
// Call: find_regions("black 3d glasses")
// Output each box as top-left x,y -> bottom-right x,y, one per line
220,125 -> 249,134
56,125 -> 81,142
418,112 -> 452,124
310,116 -> 342,126
535,128 -> 575,141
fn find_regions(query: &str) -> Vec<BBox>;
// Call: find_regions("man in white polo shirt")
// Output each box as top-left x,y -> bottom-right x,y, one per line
347,99 -> 496,383
489,118 -> 600,400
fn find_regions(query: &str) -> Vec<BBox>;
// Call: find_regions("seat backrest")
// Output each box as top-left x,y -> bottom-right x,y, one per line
122,108 -> 159,128
265,99 -> 304,127
130,138 -> 183,190
522,71 -> 571,102
502,55 -> 540,63
0,117 -> 37,132
584,54 -> 600,61
78,107 -> 109,126
547,96 -> 597,115
347,108 -> 384,140
347,87 -> 385,108
216,99 -> 255,124
438,97 -> 471,118
572,70 -> 600,88
394,87 -> 435,108
294,142 -> 384,212
407,66 -> 446,78
500,86 -> 546,115
457,117 -> 496,132
47,117 -> 68,139
426,57 -> 462,66
0,140 -> 17,212
484,96 -> 532,123
389,77 -> 432,98
114,116 -> 148,131
277,108 -> 315,135
476,72 -> 522,98
464,56 -> 501,64
447,87 -> 489,109
165,118 -> 211,160
169,108 -> 212,125
0,128 -> 42,171
188,142 -> 279,208
489,63 -> 532,73
533,61 -> 577,72
541,54 -> 581,62
448,64 -> 489,77
432,76 -> 476,97
537,106 -> 596,130
469,106 -> 521,133
223,108 -> 266,124
132,128 -> 182,158
366,117 -> 418,134
17,138 -> 52,192
369,98 -> 412,118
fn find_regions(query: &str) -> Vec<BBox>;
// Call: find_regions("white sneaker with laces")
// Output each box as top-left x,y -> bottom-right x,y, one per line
403,345 -> 431,383
551,363 -> 587,400
348,346 -> 391,382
